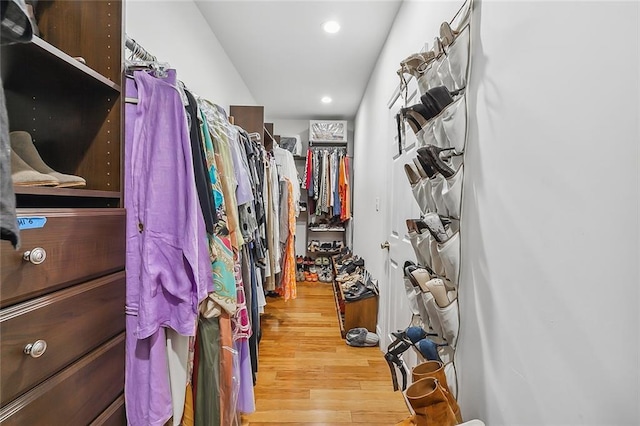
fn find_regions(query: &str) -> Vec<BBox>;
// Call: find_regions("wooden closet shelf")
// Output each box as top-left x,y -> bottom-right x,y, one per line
2,37 -> 121,93
14,187 -> 121,199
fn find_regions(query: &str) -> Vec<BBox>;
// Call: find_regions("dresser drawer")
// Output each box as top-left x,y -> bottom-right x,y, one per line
0,272 -> 125,405
0,333 -> 125,425
0,208 -> 125,307
90,394 -> 125,426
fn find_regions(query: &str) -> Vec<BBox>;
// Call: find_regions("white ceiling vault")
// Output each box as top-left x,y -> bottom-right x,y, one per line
195,0 -> 403,120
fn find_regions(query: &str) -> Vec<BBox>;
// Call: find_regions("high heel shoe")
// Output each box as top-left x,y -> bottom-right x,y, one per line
397,51 -> 436,81
400,103 -> 439,135
404,262 -> 437,287
416,337 -> 447,362
424,278 -> 453,308
404,163 -> 422,186
421,212 -> 451,244
414,156 -> 437,180
420,86 -> 454,115
439,21 -> 459,47
417,145 -> 458,178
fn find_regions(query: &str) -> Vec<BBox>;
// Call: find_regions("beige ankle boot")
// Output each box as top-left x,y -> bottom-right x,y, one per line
413,361 -> 462,423
11,150 -> 58,186
10,131 -> 86,188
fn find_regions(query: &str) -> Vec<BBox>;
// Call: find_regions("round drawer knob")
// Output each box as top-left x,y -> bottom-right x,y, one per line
24,340 -> 47,358
23,247 -> 47,265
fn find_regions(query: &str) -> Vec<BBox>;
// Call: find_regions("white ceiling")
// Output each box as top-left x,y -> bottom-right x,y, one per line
195,1 -> 403,120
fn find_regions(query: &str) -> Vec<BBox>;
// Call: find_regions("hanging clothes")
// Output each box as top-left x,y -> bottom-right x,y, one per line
305,146 -> 350,223
278,180 -> 297,301
340,154 -> 352,221
123,60 -> 298,425
124,69 -> 212,426
198,116 -> 237,318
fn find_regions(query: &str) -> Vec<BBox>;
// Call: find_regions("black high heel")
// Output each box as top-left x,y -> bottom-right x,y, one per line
417,145 -> 459,178
414,155 -> 437,179
400,103 -> 442,133
421,86 -> 454,113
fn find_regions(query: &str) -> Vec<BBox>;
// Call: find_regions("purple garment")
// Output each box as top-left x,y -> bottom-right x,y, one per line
234,339 -> 255,414
124,71 -> 212,425
125,69 -> 211,339
125,316 -> 172,426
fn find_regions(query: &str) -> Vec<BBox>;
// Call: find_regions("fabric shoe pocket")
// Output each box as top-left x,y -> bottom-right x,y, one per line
444,25 -> 470,91
442,164 -> 463,219
411,177 -> 435,216
430,174 -> 448,216
437,232 -> 460,289
441,95 -> 467,153
435,299 -> 459,349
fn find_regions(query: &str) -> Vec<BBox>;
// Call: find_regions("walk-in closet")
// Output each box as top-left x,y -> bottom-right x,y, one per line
1,0 -> 638,425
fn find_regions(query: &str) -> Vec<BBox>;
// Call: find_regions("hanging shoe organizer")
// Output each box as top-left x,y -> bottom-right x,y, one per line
389,0 -> 474,415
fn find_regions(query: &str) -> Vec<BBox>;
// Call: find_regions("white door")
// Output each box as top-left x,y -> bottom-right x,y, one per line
379,81 -> 424,370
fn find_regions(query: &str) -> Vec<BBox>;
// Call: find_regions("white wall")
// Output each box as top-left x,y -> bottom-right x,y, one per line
125,0 -> 256,110
354,1 -> 639,425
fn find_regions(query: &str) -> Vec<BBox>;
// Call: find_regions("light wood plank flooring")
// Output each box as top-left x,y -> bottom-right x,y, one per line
241,281 -> 409,425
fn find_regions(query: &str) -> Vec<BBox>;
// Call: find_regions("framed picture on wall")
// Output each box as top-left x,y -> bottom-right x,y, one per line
309,120 -> 348,142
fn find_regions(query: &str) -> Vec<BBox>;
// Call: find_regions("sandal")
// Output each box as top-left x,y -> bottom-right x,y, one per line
397,51 -> 436,81
439,21 -> 459,47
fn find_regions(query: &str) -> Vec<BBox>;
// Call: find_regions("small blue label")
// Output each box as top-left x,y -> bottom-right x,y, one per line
17,217 -> 47,230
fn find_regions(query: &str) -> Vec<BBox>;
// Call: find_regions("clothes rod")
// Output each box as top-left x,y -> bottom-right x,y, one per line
125,34 -> 157,62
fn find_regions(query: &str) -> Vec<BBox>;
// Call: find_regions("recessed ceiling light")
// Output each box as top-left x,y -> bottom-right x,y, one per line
321,96 -> 332,104
323,21 -> 340,34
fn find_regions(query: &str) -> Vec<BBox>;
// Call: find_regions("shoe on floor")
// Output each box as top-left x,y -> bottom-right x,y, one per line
346,328 -> 379,347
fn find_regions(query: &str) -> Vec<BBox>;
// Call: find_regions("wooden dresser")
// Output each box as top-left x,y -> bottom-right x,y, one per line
0,1 -> 126,424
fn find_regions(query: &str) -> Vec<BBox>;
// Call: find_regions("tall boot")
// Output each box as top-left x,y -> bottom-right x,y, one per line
406,377 -> 458,426
413,361 -> 462,423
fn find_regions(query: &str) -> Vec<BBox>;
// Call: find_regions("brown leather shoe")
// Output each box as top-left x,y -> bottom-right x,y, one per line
406,377 -> 458,426
413,361 -> 462,423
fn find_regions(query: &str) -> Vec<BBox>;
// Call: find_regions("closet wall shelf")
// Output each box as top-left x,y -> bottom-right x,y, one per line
13,188 -> 122,208
1,36 -> 121,93
308,227 -> 345,232
14,187 -> 121,199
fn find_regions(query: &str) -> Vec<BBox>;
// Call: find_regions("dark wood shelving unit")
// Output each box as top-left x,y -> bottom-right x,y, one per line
1,1 -> 126,423
2,36 -> 121,92
331,258 -> 378,338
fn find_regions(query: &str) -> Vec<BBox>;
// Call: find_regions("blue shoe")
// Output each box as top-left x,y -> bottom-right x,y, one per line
417,338 -> 447,362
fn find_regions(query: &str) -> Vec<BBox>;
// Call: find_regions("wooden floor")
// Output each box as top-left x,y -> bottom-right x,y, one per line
241,281 -> 409,425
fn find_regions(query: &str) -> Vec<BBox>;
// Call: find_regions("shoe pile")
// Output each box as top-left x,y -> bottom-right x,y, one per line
307,240 -> 344,254
342,272 -> 378,302
295,256 -> 305,282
